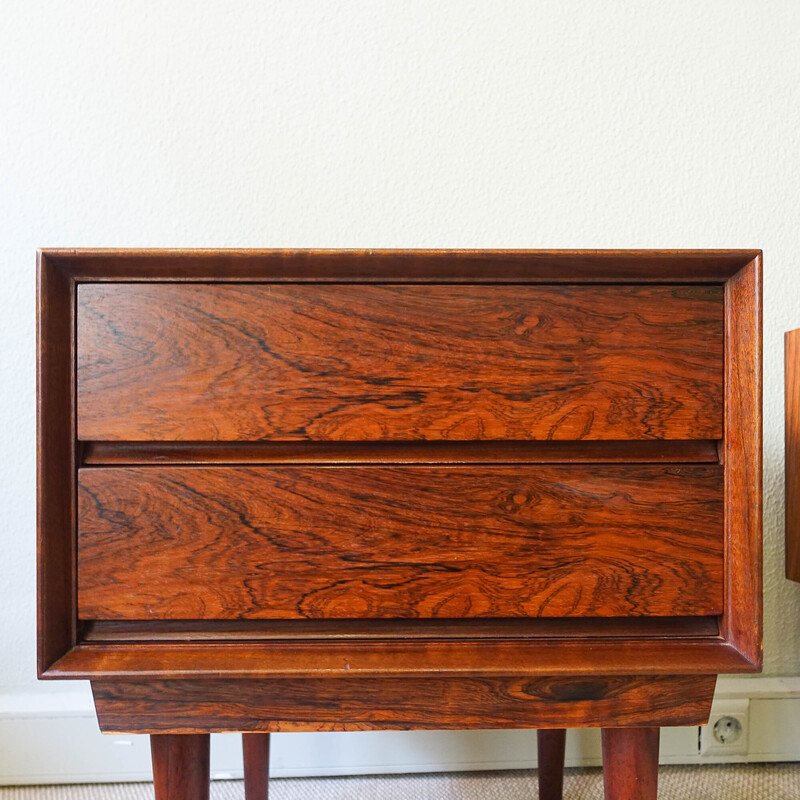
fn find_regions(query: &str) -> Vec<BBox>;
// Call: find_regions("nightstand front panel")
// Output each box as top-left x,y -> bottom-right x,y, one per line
77,464 -> 724,620
77,283 -> 724,442
91,675 -> 719,733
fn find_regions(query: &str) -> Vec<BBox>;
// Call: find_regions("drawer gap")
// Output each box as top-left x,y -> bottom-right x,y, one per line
81,439 -> 721,466
80,616 -> 721,644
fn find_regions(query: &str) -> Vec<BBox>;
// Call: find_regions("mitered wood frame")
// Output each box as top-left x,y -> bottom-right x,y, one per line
37,249 -> 762,680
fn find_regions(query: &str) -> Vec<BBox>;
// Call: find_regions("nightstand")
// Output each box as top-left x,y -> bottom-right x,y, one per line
37,249 -> 762,799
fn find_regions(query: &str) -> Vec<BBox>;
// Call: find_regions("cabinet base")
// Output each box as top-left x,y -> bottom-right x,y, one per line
108,675 -> 709,800
92,674 -> 716,733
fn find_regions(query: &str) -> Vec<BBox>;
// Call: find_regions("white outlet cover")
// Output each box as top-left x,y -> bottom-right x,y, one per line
700,698 -> 750,757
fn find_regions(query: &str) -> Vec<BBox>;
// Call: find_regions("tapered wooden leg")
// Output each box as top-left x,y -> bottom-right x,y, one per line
537,728 -> 566,800
243,733 -> 271,800
601,727 -> 659,800
150,734 -> 210,800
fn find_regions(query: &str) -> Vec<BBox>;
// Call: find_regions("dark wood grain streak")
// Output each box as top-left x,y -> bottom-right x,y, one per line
36,253 -> 77,675
77,466 -> 724,620
47,638 -> 752,680
91,675 -> 717,733
721,256 -> 763,668
41,248 -> 761,283
786,329 -> 800,581
602,727 -> 659,800
80,616 -> 720,643
81,439 -> 720,465
77,284 -> 724,442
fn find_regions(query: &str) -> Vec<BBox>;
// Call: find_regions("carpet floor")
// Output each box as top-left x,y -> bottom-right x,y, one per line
1,765 -> 800,799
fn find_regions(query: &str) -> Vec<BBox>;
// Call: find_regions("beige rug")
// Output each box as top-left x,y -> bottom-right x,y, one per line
1,765 -> 799,799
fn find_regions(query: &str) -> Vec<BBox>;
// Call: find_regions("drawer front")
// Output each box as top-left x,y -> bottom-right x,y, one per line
77,284 -> 723,442
77,466 -> 724,620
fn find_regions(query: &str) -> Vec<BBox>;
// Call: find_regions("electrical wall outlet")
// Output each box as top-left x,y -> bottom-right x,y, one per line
700,699 -> 750,757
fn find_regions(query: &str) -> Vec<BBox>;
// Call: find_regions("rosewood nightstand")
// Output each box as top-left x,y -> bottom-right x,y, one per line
37,249 -> 762,800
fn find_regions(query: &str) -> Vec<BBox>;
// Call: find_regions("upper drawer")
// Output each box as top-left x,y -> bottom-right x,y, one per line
77,283 -> 724,441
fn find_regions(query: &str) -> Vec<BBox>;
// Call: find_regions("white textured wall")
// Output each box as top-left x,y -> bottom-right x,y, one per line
2,0 -> 800,704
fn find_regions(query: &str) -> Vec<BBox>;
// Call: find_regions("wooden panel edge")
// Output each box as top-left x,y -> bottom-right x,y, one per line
36,251 -> 77,676
91,675 -> 718,733
41,248 -> 761,283
721,254 -> 763,670
42,639 -> 753,680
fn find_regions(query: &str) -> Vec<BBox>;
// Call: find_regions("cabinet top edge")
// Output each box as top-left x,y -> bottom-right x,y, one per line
38,247 -> 763,259
38,248 -> 762,284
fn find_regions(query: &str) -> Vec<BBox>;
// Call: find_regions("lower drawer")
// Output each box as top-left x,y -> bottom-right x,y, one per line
77,466 -> 723,620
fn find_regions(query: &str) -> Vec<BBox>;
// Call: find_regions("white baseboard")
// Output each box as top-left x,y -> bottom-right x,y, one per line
2,677 -> 799,786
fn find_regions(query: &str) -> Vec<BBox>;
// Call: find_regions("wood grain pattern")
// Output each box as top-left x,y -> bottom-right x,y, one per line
77,284 -> 724,442
602,727 -> 659,800
721,256 -> 763,669
77,465 -> 724,620
786,329 -> 800,581
91,675 -> 717,733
